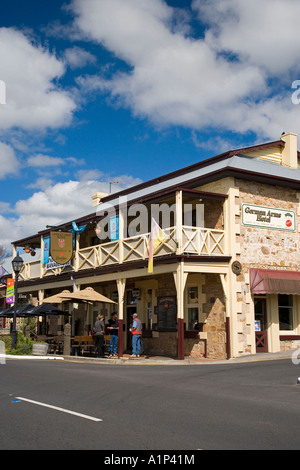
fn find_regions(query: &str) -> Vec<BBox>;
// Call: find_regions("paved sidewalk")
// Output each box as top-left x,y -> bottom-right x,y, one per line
63,349 -> 298,365
3,349 -> 298,364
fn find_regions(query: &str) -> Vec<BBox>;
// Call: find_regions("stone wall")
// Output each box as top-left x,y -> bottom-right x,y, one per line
142,272 -> 227,359
202,273 -> 226,359
237,179 -> 300,270
184,338 -> 206,358
280,339 -> 300,351
235,178 -> 300,354
143,332 -> 177,357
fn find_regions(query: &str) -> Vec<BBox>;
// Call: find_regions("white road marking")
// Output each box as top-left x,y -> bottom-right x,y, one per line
15,397 -> 102,422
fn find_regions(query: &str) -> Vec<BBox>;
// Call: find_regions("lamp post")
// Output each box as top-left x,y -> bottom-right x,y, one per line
11,254 -> 24,350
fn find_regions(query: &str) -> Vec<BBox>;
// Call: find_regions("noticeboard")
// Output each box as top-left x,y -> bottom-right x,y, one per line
157,296 -> 177,331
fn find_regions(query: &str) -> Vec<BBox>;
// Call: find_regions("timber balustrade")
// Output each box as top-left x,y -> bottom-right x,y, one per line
18,226 -> 227,281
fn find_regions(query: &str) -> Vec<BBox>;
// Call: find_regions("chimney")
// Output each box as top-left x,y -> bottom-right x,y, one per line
92,192 -> 108,207
281,132 -> 298,169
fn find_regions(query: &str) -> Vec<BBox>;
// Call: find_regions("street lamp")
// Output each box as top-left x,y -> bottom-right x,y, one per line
11,254 -> 24,350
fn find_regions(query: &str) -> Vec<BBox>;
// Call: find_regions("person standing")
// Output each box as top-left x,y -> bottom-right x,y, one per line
130,313 -> 142,358
107,312 -> 119,357
94,314 -> 105,358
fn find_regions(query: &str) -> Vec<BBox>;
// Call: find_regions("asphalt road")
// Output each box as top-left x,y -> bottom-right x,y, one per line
0,358 -> 300,451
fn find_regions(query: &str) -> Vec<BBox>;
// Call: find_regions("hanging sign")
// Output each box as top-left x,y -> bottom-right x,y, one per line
242,204 -> 296,231
6,278 -> 14,305
50,232 -> 73,265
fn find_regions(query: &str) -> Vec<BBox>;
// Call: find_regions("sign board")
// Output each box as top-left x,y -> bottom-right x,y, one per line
45,257 -> 72,271
50,232 -> 73,265
242,204 -> 296,231
255,320 -> 261,332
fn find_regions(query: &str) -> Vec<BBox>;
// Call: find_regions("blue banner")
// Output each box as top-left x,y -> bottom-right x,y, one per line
110,216 -> 119,241
43,236 -> 50,265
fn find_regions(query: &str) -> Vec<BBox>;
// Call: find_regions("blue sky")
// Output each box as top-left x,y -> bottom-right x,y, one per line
1,0 -> 300,249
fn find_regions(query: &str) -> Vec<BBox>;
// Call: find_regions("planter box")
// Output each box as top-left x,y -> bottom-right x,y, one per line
32,343 -> 48,356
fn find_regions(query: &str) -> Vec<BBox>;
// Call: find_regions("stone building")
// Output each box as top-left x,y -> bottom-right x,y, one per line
4,132 -> 300,359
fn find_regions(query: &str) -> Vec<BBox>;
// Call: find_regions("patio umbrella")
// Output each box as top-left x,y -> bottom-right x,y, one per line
0,303 -> 69,318
0,304 -> 35,318
27,303 -> 69,317
61,287 -> 116,304
42,290 -> 72,304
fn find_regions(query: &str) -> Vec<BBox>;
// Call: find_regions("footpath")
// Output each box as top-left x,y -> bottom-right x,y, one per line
2,349 -> 297,365
64,349 -> 297,365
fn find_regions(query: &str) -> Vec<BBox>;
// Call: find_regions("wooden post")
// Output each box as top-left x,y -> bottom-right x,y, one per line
175,190 -> 183,255
220,274 -> 231,360
174,261 -> 187,360
117,278 -> 126,357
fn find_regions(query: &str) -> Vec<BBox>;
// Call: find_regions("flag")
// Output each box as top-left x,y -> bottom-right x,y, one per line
69,222 -> 87,249
148,218 -> 168,274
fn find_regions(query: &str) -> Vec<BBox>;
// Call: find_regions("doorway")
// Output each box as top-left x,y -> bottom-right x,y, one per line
254,297 -> 268,353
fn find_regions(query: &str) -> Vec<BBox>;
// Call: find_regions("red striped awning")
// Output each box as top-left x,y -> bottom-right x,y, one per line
250,268 -> 300,295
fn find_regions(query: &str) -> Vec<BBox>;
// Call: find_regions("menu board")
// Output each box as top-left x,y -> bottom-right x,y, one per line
157,296 -> 177,331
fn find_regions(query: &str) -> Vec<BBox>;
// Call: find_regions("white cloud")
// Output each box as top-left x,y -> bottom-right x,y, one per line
0,142 -> 19,178
0,215 -> 19,249
64,46 -> 97,69
0,173 -> 143,249
27,154 -> 86,169
27,154 -> 66,167
26,177 -> 55,191
193,0 -> 300,76
71,0 -> 300,140
0,27 -> 76,131
0,201 -> 11,213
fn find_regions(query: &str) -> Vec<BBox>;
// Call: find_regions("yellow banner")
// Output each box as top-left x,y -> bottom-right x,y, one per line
148,219 -> 167,274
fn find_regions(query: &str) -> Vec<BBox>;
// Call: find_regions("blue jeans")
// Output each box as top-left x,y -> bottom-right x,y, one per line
132,335 -> 141,355
109,334 -> 118,355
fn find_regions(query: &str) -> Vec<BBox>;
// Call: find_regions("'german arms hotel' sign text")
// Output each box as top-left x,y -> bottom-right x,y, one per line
242,204 -> 296,231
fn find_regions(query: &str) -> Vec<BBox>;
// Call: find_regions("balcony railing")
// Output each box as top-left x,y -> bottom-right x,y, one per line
19,226 -> 227,281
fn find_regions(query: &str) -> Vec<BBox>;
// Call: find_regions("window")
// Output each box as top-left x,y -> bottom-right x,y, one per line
188,286 -> 198,304
127,291 -> 137,306
278,295 -> 294,331
186,286 -> 200,330
188,308 -> 199,331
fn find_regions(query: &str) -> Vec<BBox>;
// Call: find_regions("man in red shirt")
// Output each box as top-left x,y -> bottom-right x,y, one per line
130,313 -> 142,357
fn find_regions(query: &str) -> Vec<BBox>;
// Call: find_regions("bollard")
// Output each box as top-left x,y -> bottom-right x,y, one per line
0,340 -> 6,364
63,323 -> 71,356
